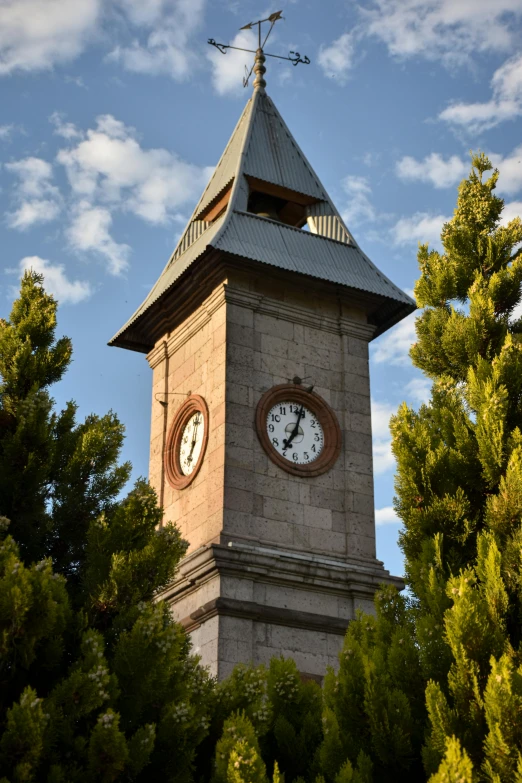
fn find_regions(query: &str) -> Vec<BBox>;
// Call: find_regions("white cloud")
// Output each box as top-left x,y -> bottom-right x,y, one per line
66,201 -> 130,276
0,0 -> 206,80
501,200 -> 522,226
395,147 -> 522,196
371,399 -> 396,439
0,124 -> 13,140
341,175 -> 376,226
6,157 -> 54,198
57,114 -> 211,224
392,212 -> 449,246
18,256 -> 92,304
396,153 -> 467,188
109,0 -> 205,80
372,311 -> 417,366
49,111 -> 82,140
375,506 -> 401,526
440,52 -> 522,132
7,200 -> 61,230
371,398 -> 397,474
318,32 -> 355,84
0,0 -> 100,75
404,377 -> 431,405
373,438 -> 395,475
114,0 -> 167,26
361,0 -> 522,66
370,375 -> 432,476
5,157 -> 61,230
490,147 -> 522,195
207,29 -> 258,96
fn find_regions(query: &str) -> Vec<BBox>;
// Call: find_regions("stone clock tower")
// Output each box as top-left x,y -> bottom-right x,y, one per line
111,52 -> 415,680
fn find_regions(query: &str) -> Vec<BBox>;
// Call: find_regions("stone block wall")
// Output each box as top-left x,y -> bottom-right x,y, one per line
149,268 -> 399,680
147,286 -> 228,552
222,271 -> 377,564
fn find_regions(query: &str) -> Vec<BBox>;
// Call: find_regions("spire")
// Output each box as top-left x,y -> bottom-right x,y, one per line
110,89 -> 415,353
252,48 -> 266,93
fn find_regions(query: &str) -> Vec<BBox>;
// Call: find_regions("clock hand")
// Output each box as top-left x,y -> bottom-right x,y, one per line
186,417 -> 200,463
284,405 -> 304,449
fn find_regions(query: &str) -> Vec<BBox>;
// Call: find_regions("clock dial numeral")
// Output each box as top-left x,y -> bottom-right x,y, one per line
266,401 -> 324,464
179,412 -> 204,475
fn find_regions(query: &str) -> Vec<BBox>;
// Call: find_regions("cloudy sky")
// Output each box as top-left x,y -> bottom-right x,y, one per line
2,0 -> 522,578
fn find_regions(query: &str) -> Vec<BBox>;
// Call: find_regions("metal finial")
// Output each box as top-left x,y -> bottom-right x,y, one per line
253,48 -> 266,92
207,11 -> 310,91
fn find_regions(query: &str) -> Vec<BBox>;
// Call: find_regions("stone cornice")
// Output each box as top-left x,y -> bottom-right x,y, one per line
146,277 -> 377,370
160,542 -> 404,609
223,284 -> 376,340
179,596 -> 351,636
146,285 -> 227,368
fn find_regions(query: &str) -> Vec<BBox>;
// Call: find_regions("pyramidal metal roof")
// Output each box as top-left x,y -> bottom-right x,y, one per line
110,82 -> 415,352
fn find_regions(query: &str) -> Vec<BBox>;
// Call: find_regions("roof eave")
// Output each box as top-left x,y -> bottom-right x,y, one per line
109,248 -> 416,354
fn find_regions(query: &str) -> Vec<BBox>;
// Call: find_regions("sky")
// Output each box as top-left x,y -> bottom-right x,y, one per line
2,0 -> 522,580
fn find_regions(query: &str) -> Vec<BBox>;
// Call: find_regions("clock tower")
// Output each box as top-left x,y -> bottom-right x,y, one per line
110,51 -> 415,680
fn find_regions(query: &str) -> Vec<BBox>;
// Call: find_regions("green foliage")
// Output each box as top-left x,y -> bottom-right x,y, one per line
428,737 -> 474,783
321,588 -> 423,782
206,659 -> 323,783
227,737 -> 268,783
6,152 -> 522,783
313,154 -> 522,782
214,712 -> 266,783
263,658 -> 323,781
0,272 -> 213,781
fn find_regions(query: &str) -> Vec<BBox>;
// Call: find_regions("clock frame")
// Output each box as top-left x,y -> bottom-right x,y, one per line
255,384 -> 342,477
164,394 -> 209,490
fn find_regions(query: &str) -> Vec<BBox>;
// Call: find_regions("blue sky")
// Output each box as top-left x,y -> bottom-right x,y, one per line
2,0 -> 522,579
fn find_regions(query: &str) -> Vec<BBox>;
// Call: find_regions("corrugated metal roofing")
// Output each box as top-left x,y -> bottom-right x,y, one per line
117,214 -> 227,333
215,211 -> 412,304
110,88 -> 415,350
165,90 -> 330,267
191,99 -> 252,218
243,96 -> 327,200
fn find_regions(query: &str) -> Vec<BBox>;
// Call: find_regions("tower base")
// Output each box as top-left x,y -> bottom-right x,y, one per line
163,542 -> 403,680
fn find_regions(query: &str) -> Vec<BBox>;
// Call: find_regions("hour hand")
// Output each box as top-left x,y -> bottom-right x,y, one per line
186,421 -> 199,462
284,406 -> 304,447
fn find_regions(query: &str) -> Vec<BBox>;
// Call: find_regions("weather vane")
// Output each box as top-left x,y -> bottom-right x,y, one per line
208,10 -> 310,89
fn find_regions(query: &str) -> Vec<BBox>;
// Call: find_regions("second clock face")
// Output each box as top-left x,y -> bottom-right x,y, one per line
266,401 -> 324,465
179,412 -> 205,475
164,395 -> 209,489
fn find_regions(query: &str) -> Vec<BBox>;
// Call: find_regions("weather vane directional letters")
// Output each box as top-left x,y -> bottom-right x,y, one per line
208,10 -> 310,88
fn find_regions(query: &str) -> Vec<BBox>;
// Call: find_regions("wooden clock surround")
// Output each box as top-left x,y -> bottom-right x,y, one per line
164,394 -> 209,490
255,383 -> 342,477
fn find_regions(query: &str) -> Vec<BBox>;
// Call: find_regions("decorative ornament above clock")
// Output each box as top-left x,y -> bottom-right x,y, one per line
255,384 -> 342,477
165,395 -> 209,489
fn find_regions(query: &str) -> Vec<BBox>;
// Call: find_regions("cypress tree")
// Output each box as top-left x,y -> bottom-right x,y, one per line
0,271 -> 214,782
207,658 -> 323,783
319,154 -> 522,781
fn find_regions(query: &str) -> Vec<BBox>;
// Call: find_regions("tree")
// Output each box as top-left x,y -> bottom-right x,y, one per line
0,271 -> 214,782
320,154 -> 522,781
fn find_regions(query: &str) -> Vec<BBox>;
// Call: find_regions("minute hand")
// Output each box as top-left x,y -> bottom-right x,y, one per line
284,406 -> 304,449
186,418 -> 200,463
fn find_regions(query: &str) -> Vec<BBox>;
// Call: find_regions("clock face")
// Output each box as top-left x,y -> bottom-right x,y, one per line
255,384 -> 341,477
164,395 -> 209,489
266,401 -> 324,465
179,412 -> 204,475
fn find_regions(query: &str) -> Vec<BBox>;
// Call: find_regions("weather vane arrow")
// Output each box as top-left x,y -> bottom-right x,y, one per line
208,10 -> 310,89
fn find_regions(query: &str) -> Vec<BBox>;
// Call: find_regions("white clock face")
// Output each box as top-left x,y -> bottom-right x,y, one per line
266,401 -> 324,465
179,412 -> 205,475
